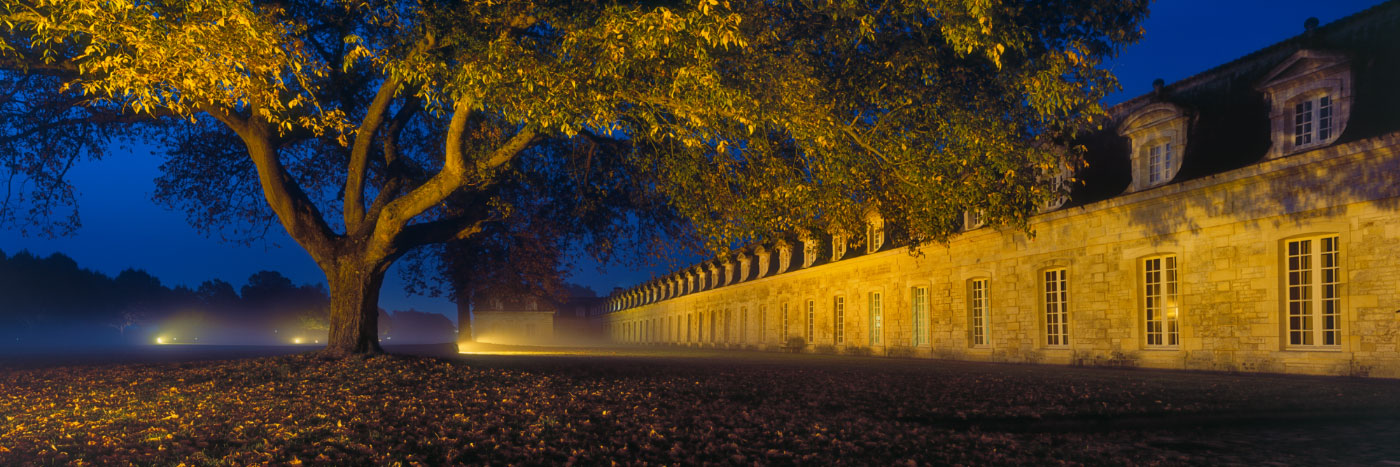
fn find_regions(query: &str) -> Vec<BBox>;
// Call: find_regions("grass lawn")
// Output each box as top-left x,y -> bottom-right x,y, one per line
2,345 -> 1399,465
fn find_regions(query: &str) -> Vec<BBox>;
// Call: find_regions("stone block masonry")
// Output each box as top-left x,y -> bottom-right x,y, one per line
602,134 -> 1400,378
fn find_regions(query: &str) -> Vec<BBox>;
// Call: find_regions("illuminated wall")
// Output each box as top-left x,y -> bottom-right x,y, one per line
600,7 -> 1400,378
602,133 -> 1400,377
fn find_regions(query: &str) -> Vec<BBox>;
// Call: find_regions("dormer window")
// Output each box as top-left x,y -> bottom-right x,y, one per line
865,214 -> 885,253
1118,102 -> 1189,192
831,233 -> 847,261
738,254 -> 751,282
1293,95 -> 1332,147
776,242 -> 791,274
964,210 -> 984,230
1256,49 -> 1351,158
1041,164 -> 1071,212
801,234 -> 818,268
754,246 -> 770,278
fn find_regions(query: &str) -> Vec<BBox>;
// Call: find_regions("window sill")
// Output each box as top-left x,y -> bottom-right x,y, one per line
1141,346 -> 1181,351
1285,140 -> 1337,157
1284,346 -> 1343,352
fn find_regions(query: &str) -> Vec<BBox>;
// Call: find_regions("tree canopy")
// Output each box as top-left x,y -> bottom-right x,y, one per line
0,0 -> 1148,354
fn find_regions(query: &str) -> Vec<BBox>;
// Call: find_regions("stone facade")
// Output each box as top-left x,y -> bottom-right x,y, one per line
598,6 -> 1400,377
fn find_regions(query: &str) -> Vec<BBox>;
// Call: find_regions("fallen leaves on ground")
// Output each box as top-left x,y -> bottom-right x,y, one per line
2,352 -> 1399,465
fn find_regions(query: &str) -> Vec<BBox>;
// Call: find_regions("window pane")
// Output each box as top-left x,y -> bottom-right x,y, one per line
1144,256 -> 1180,347
1318,96 -> 1332,141
834,297 -> 845,344
970,279 -> 988,347
1321,236 -> 1341,346
1044,269 -> 1068,347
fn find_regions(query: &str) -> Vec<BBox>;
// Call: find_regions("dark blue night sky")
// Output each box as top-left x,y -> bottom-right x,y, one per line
0,0 -> 1386,323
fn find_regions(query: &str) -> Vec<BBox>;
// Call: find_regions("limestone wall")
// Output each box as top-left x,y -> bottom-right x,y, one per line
602,133 -> 1400,378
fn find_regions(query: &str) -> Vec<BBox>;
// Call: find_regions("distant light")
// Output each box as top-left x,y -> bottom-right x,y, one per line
314,340 -> 320,344
155,337 -> 166,345
293,337 -> 303,344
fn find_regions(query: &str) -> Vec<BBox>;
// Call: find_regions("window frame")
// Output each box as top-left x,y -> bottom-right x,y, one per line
1282,234 -> 1344,350
1146,141 -> 1174,185
780,303 -> 789,341
866,221 -> 884,254
806,299 -> 815,342
911,286 -> 929,347
723,309 -> 732,343
834,296 -> 846,345
868,291 -> 884,346
967,278 -> 990,348
831,233 -> 847,261
1291,93 -> 1335,149
740,307 -> 748,344
1042,268 -> 1070,348
1141,254 -> 1181,349
963,210 -> 985,231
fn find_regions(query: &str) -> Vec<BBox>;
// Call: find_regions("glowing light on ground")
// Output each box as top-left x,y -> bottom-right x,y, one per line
456,342 -> 607,357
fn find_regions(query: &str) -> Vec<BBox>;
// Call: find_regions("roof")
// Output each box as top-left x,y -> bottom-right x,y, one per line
1069,0 -> 1400,206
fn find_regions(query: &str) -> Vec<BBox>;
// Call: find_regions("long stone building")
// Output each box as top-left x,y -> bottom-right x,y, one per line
598,4 -> 1400,378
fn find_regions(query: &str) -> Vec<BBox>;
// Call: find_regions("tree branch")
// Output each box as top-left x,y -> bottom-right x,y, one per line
380,96 -> 420,167
368,95 -> 537,259
344,76 -> 404,232
207,105 -> 338,263
395,215 -> 492,251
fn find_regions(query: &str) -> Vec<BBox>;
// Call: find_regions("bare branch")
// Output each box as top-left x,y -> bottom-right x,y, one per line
368,95 -> 537,259
395,215 -> 492,251
344,76 -> 404,232
210,107 -> 338,263
381,96 -> 420,167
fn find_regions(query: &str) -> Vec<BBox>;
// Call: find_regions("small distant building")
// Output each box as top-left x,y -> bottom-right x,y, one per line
471,286 -> 609,345
472,295 -> 555,345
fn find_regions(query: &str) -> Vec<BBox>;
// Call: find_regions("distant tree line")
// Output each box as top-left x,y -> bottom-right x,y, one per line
0,249 -> 452,348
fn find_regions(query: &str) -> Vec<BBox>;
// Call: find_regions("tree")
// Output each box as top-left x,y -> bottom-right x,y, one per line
196,279 -> 241,308
108,310 -> 145,336
1,0 -> 1147,355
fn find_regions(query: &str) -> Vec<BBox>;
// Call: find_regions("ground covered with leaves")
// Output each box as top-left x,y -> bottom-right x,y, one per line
3,347 -> 1400,465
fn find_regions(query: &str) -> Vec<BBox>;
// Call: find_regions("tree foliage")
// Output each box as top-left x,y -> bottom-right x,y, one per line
0,0 -> 1147,353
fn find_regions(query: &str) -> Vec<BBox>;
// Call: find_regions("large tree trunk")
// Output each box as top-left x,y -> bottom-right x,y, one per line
323,259 -> 387,356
